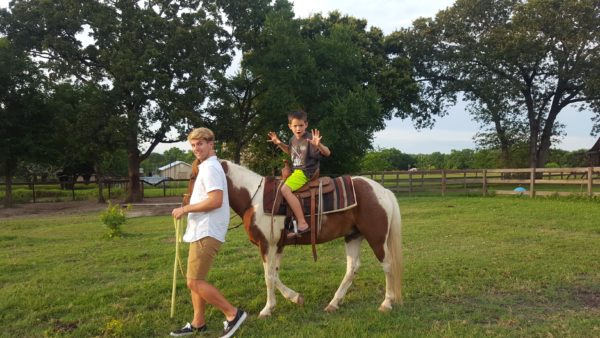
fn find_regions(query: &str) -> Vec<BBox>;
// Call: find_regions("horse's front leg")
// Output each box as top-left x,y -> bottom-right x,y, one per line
325,236 -> 363,312
272,249 -> 304,306
259,245 -> 278,318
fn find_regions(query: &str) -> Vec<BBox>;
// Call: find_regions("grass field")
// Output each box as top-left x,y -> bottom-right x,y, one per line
1,196 -> 599,337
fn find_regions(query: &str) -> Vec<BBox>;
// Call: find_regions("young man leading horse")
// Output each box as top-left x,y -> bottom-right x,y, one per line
170,128 -> 247,338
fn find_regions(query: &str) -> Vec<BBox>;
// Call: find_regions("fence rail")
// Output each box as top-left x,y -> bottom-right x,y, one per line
2,167 -> 600,204
359,167 -> 600,197
0,178 -> 189,203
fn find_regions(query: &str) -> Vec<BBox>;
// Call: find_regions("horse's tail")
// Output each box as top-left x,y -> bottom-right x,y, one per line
386,189 -> 403,304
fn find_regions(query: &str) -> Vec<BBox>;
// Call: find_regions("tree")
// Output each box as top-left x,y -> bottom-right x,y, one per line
242,11 -> 419,174
49,83 -> 124,202
397,0 -> 600,168
360,148 -> 416,172
0,37 -> 48,207
2,0 -> 232,202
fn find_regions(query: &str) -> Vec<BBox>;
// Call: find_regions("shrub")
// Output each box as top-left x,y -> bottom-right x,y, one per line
100,202 -> 128,238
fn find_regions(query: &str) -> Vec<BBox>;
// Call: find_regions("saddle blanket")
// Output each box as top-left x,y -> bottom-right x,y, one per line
263,176 -> 357,216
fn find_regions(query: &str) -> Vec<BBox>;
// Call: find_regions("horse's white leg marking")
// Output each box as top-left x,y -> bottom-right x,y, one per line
273,251 -> 304,305
259,246 -> 278,318
325,235 -> 363,312
379,189 -> 402,312
379,256 -> 394,312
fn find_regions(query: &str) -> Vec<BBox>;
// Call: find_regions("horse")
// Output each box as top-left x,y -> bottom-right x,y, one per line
221,160 -> 403,318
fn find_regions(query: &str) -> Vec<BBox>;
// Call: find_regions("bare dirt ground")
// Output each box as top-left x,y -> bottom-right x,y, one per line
0,196 -> 183,220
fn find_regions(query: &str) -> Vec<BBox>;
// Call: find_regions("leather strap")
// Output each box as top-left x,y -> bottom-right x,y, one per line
310,187 -> 317,261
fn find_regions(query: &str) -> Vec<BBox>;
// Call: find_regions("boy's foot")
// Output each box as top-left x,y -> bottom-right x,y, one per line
170,322 -> 207,336
287,226 -> 310,239
220,309 -> 247,338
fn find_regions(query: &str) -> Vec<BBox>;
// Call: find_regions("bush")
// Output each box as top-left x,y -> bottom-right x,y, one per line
100,202 -> 128,238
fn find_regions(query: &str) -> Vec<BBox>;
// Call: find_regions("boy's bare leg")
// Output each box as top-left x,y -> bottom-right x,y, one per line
281,185 -> 309,231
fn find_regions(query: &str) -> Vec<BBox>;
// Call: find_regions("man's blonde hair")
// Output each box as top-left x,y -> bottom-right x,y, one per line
187,127 -> 215,142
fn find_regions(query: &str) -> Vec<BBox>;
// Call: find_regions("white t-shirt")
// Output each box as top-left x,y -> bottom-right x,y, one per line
183,156 -> 230,243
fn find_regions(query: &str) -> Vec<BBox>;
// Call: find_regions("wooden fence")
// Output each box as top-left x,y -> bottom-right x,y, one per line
3,167 -> 600,203
360,167 -> 600,197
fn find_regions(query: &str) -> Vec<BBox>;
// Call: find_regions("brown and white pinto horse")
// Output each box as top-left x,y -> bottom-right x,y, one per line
221,160 -> 403,317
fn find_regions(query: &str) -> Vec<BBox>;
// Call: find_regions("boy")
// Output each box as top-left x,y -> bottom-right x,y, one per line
170,128 -> 247,338
267,110 -> 331,238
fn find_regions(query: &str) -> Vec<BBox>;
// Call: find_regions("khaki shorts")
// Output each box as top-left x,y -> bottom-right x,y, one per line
187,236 -> 222,280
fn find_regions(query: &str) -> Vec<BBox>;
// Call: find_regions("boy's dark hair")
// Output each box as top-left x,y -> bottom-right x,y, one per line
288,109 -> 307,123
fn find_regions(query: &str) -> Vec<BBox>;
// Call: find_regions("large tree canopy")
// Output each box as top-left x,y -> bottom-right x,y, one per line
0,37 -> 49,207
397,0 -> 600,168
234,10 -> 419,174
1,0 -> 232,201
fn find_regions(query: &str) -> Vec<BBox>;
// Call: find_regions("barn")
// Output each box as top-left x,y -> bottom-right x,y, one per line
587,137 -> 600,166
158,161 -> 192,179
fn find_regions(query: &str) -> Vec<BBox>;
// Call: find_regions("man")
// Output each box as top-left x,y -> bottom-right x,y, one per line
170,127 -> 247,338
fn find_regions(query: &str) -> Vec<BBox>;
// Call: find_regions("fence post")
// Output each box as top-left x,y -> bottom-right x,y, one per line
529,167 -> 536,198
163,180 -> 167,197
409,172 -> 413,196
71,179 -> 76,201
441,170 -> 446,196
588,167 -> 593,198
463,171 -> 467,194
396,172 -> 400,192
32,180 -> 36,203
482,169 -> 488,196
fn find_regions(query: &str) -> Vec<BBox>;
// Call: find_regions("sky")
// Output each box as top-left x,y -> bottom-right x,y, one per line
2,0 -> 597,154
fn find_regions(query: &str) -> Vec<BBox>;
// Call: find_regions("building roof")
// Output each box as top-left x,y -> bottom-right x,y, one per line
158,161 -> 192,171
588,137 -> 600,153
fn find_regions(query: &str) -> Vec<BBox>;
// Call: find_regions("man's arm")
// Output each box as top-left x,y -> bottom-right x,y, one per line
172,190 -> 223,219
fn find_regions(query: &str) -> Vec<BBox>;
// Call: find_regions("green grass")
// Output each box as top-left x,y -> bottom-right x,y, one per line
1,196 -> 599,337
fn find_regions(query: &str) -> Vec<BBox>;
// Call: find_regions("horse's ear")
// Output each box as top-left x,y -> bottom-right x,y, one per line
221,160 -> 229,174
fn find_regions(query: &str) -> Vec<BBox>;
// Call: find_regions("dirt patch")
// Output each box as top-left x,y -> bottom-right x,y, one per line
0,196 -> 183,219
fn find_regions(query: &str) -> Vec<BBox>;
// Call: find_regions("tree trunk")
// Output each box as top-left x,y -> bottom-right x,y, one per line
521,84 -> 540,168
3,174 -> 13,208
536,103 -> 561,168
95,163 -> 106,204
125,147 -> 143,202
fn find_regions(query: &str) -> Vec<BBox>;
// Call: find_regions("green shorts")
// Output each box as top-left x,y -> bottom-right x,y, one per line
284,169 -> 309,192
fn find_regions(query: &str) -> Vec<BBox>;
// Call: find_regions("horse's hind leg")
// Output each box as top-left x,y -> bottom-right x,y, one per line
324,235 -> 363,312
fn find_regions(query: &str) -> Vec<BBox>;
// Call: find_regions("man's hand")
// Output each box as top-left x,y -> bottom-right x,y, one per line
172,206 -> 186,220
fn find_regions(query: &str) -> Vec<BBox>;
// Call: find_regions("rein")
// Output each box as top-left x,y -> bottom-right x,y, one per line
228,177 -> 264,230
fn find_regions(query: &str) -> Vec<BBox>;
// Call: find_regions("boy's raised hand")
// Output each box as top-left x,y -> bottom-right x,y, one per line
267,131 -> 281,145
310,129 -> 322,147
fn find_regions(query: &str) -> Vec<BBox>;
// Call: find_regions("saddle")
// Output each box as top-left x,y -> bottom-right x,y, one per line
263,174 -> 357,261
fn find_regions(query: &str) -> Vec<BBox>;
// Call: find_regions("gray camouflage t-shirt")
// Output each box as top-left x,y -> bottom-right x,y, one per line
289,132 -> 322,179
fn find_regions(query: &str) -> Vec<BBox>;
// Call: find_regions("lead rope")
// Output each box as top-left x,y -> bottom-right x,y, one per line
170,214 -> 185,318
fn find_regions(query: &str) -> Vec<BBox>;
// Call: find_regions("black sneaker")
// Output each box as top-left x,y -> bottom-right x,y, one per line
170,322 -> 207,337
220,309 -> 247,338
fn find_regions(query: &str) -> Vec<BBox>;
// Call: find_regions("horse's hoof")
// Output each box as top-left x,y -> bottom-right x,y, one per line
294,294 -> 304,306
378,304 -> 392,313
324,304 -> 338,313
258,309 -> 272,318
